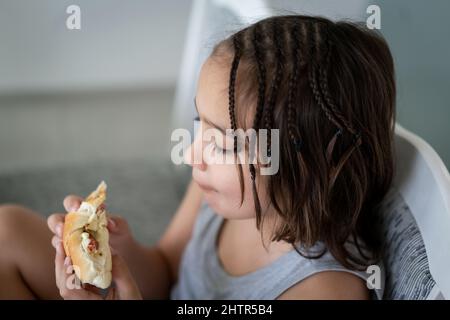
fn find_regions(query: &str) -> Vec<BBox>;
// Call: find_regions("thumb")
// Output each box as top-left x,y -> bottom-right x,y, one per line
111,253 -> 141,300
63,195 -> 83,213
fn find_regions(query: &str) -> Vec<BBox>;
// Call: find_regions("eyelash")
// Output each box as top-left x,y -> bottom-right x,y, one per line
214,143 -> 230,155
193,116 -> 233,155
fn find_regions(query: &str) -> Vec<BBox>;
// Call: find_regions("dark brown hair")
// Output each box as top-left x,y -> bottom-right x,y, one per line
211,15 -> 396,270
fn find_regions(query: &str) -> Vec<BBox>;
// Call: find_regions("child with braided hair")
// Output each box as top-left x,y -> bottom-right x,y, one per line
172,14 -> 395,299
0,15 -> 395,300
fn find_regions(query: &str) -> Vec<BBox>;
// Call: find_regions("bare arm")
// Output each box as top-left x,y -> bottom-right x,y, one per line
124,179 -> 204,299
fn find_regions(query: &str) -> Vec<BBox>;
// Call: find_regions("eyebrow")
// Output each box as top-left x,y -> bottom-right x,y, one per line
193,97 -> 227,134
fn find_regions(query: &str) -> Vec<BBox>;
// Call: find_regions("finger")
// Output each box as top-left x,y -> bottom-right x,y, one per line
106,214 -> 127,234
55,245 -> 102,300
111,253 -> 141,299
56,245 -> 80,296
51,235 -> 62,249
47,213 -> 65,236
107,216 -> 119,233
54,240 -> 67,291
63,195 -> 83,213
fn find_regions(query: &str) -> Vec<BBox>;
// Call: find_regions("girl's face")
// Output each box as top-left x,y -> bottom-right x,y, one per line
184,57 -> 268,220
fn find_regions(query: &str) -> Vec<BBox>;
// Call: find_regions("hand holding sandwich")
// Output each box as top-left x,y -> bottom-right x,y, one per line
53,241 -> 141,299
48,182 -> 142,299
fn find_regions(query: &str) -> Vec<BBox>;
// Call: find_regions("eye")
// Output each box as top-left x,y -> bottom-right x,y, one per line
214,142 -> 228,154
213,137 -> 235,155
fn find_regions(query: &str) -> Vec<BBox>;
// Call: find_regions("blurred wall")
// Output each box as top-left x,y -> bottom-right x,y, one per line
375,0 -> 450,168
0,0 -> 191,94
0,0 -> 192,174
0,0 -> 449,173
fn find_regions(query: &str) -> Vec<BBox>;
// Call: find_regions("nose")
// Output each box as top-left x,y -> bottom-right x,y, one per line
184,128 -> 207,171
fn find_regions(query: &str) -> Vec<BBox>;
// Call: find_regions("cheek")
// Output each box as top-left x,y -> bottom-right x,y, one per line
207,164 -> 256,219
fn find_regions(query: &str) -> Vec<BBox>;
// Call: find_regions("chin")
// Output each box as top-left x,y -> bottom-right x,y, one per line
205,195 -> 255,220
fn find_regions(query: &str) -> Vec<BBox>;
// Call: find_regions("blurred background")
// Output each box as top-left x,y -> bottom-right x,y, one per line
0,0 -> 449,244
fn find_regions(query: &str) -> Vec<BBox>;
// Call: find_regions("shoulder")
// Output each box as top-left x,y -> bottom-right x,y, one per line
276,271 -> 370,300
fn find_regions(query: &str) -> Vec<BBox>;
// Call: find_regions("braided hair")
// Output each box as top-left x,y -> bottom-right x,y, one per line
211,14 -> 396,270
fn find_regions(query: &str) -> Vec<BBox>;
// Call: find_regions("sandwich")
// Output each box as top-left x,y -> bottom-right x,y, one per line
63,181 -> 112,289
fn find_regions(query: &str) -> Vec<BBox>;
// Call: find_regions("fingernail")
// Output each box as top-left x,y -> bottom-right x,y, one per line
64,256 -> 71,266
108,218 -> 117,229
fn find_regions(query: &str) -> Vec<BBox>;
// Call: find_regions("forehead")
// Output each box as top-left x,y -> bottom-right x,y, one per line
196,58 -> 229,118
197,56 -> 255,131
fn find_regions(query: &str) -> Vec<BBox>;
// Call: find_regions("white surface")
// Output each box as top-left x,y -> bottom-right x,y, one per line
394,124 -> 450,299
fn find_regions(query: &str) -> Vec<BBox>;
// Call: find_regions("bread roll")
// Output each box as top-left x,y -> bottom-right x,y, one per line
63,181 -> 112,289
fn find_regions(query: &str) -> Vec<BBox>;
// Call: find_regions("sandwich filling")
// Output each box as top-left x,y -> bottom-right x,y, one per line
81,231 -> 99,254
78,202 -> 106,257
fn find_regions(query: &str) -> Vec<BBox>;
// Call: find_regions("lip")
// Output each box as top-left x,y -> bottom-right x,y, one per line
195,180 -> 216,192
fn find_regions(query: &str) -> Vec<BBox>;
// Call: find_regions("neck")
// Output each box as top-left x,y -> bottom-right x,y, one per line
228,207 -> 293,254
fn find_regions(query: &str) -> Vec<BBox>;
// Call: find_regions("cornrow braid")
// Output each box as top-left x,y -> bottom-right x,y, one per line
318,28 -> 357,136
319,39 -> 347,163
252,23 -> 267,131
229,32 -> 246,206
315,24 -> 346,163
307,22 -> 343,132
314,23 -> 363,168
251,23 -> 268,226
286,21 -> 302,152
264,20 -> 284,157
229,34 -> 242,153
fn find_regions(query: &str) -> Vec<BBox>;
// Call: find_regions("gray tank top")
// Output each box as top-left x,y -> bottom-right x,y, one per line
170,201 -> 384,300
